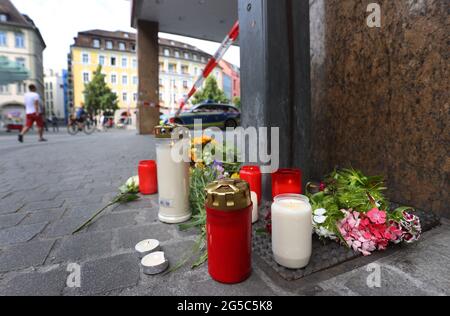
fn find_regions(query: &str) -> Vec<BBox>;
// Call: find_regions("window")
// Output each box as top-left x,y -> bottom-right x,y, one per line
119,42 -> 126,51
122,75 -> 128,85
132,59 -> 137,68
106,41 -> 113,49
181,65 -> 189,74
0,85 -> 9,94
93,39 -> 100,48
174,51 -> 180,58
99,55 -> 105,66
133,76 -> 138,85
121,57 -> 128,68
164,49 -> 170,57
159,62 -> 164,72
110,57 -> 117,66
131,44 -> 136,52
0,32 -> 6,46
111,74 -> 117,84
16,57 -> 26,68
133,93 -> 138,102
82,53 -> 89,64
83,72 -> 90,83
183,80 -> 188,89
194,67 -> 198,75
168,63 -> 177,74
193,54 -> 198,61
184,52 -> 190,60
201,56 -> 206,63
17,83 -> 26,94
15,33 -> 25,48
122,92 -> 128,102
0,14 -> 8,22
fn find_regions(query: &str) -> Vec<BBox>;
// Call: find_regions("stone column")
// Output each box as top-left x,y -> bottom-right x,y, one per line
239,0 -> 311,200
137,20 -> 160,135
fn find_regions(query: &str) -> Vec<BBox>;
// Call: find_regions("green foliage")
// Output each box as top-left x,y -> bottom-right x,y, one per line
325,168 -> 388,212
83,65 -> 119,115
232,96 -> 241,109
191,76 -> 229,105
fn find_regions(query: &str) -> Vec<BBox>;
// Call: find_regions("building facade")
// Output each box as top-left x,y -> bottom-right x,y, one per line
68,30 -> 239,116
44,69 -> 66,120
219,60 -> 240,102
0,0 -> 46,127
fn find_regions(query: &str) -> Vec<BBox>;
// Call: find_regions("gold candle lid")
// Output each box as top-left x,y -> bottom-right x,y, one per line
205,179 -> 252,211
154,124 -> 189,139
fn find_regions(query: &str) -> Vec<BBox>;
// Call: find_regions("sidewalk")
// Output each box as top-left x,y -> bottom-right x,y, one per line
0,130 -> 448,296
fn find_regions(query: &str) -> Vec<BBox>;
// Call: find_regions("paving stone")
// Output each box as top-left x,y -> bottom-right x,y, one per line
116,224 -> 174,251
0,240 -> 55,272
0,213 -> 26,229
43,216 -> 92,238
62,203 -> 107,219
22,200 -> 65,212
51,231 -> 113,263
87,212 -> 138,232
79,254 -> 140,295
21,208 -> 66,225
0,222 -> 48,246
112,198 -> 156,212
64,196 -> 104,208
0,202 -> 24,215
0,267 -> 67,296
135,208 -> 159,225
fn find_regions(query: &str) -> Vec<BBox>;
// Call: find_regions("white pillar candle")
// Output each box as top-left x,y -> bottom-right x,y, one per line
271,194 -> 312,269
155,138 -> 191,224
251,191 -> 259,224
141,251 -> 169,275
135,239 -> 160,259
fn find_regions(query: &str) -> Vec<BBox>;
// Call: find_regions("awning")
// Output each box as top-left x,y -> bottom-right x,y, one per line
131,0 -> 238,43
0,56 -> 29,85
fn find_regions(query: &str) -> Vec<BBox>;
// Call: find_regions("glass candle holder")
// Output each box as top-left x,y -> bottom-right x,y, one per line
138,160 -> 158,195
272,169 -> 302,199
240,165 -> 262,204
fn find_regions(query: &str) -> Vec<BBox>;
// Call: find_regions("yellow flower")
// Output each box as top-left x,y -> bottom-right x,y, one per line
231,173 -> 240,179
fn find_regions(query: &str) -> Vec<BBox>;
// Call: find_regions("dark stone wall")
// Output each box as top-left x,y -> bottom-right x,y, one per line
310,0 -> 449,216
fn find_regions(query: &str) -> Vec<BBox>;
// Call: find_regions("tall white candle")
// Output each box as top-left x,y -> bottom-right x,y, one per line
156,139 -> 191,224
271,194 -> 312,269
251,191 -> 259,224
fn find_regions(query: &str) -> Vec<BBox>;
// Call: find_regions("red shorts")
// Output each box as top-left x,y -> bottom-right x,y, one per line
26,113 -> 44,128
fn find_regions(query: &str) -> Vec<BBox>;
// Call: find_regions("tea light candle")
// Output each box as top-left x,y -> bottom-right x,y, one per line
141,251 -> 169,275
272,169 -> 303,199
271,194 -> 312,269
251,191 -> 259,224
135,239 -> 161,259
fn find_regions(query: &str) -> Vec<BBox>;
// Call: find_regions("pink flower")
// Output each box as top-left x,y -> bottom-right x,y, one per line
367,208 -> 387,225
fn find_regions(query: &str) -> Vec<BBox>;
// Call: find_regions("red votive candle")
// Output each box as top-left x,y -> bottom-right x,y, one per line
240,166 -> 262,204
138,160 -> 158,195
272,169 -> 303,199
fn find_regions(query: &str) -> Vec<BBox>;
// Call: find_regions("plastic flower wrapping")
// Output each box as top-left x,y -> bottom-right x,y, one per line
306,169 -> 422,256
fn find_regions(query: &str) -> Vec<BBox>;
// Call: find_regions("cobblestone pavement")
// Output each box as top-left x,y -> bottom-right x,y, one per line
0,130 -> 449,296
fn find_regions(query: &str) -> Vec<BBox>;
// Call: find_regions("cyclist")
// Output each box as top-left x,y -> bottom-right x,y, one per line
75,106 -> 87,130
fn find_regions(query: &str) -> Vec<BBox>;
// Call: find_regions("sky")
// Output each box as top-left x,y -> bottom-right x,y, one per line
11,0 -> 240,72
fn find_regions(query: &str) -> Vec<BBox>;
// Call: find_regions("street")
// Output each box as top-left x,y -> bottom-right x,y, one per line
0,130 -> 449,296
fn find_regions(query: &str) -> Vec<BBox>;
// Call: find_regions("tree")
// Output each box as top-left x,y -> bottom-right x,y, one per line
83,65 -> 119,115
232,96 -> 241,109
191,76 -> 229,105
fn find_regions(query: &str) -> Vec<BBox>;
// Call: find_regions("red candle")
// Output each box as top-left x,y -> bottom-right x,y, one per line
239,166 -> 262,204
272,169 -> 303,199
138,160 -> 158,195
206,179 -> 252,284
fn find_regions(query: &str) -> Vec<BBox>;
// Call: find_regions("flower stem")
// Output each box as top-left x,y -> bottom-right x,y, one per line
72,201 -> 117,235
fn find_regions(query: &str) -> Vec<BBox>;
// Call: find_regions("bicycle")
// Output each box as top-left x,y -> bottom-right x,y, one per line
67,117 -> 96,135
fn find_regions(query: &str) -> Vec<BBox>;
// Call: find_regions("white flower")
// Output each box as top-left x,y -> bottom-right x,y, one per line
313,215 -> 327,224
314,208 -> 327,216
126,176 -> 139,188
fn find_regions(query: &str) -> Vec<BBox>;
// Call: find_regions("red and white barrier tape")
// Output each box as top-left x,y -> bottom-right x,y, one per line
175,21 -> 240,116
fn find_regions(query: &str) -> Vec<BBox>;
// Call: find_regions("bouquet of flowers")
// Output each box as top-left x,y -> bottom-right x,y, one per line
174,135 -> 241,269
306,169 -> 422,256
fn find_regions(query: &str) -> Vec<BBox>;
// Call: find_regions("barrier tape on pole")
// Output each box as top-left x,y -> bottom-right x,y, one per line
175,21 -> 239,116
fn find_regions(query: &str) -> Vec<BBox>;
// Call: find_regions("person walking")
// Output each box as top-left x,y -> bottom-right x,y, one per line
51,112 -> 59,132
18,84 -> 47,143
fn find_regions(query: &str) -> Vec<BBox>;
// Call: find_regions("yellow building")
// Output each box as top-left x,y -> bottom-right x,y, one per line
68,30 -> 237,118
68,30 -> 138,113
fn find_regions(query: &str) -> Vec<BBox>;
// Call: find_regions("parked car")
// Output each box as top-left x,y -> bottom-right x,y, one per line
167,103 -> 241,129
